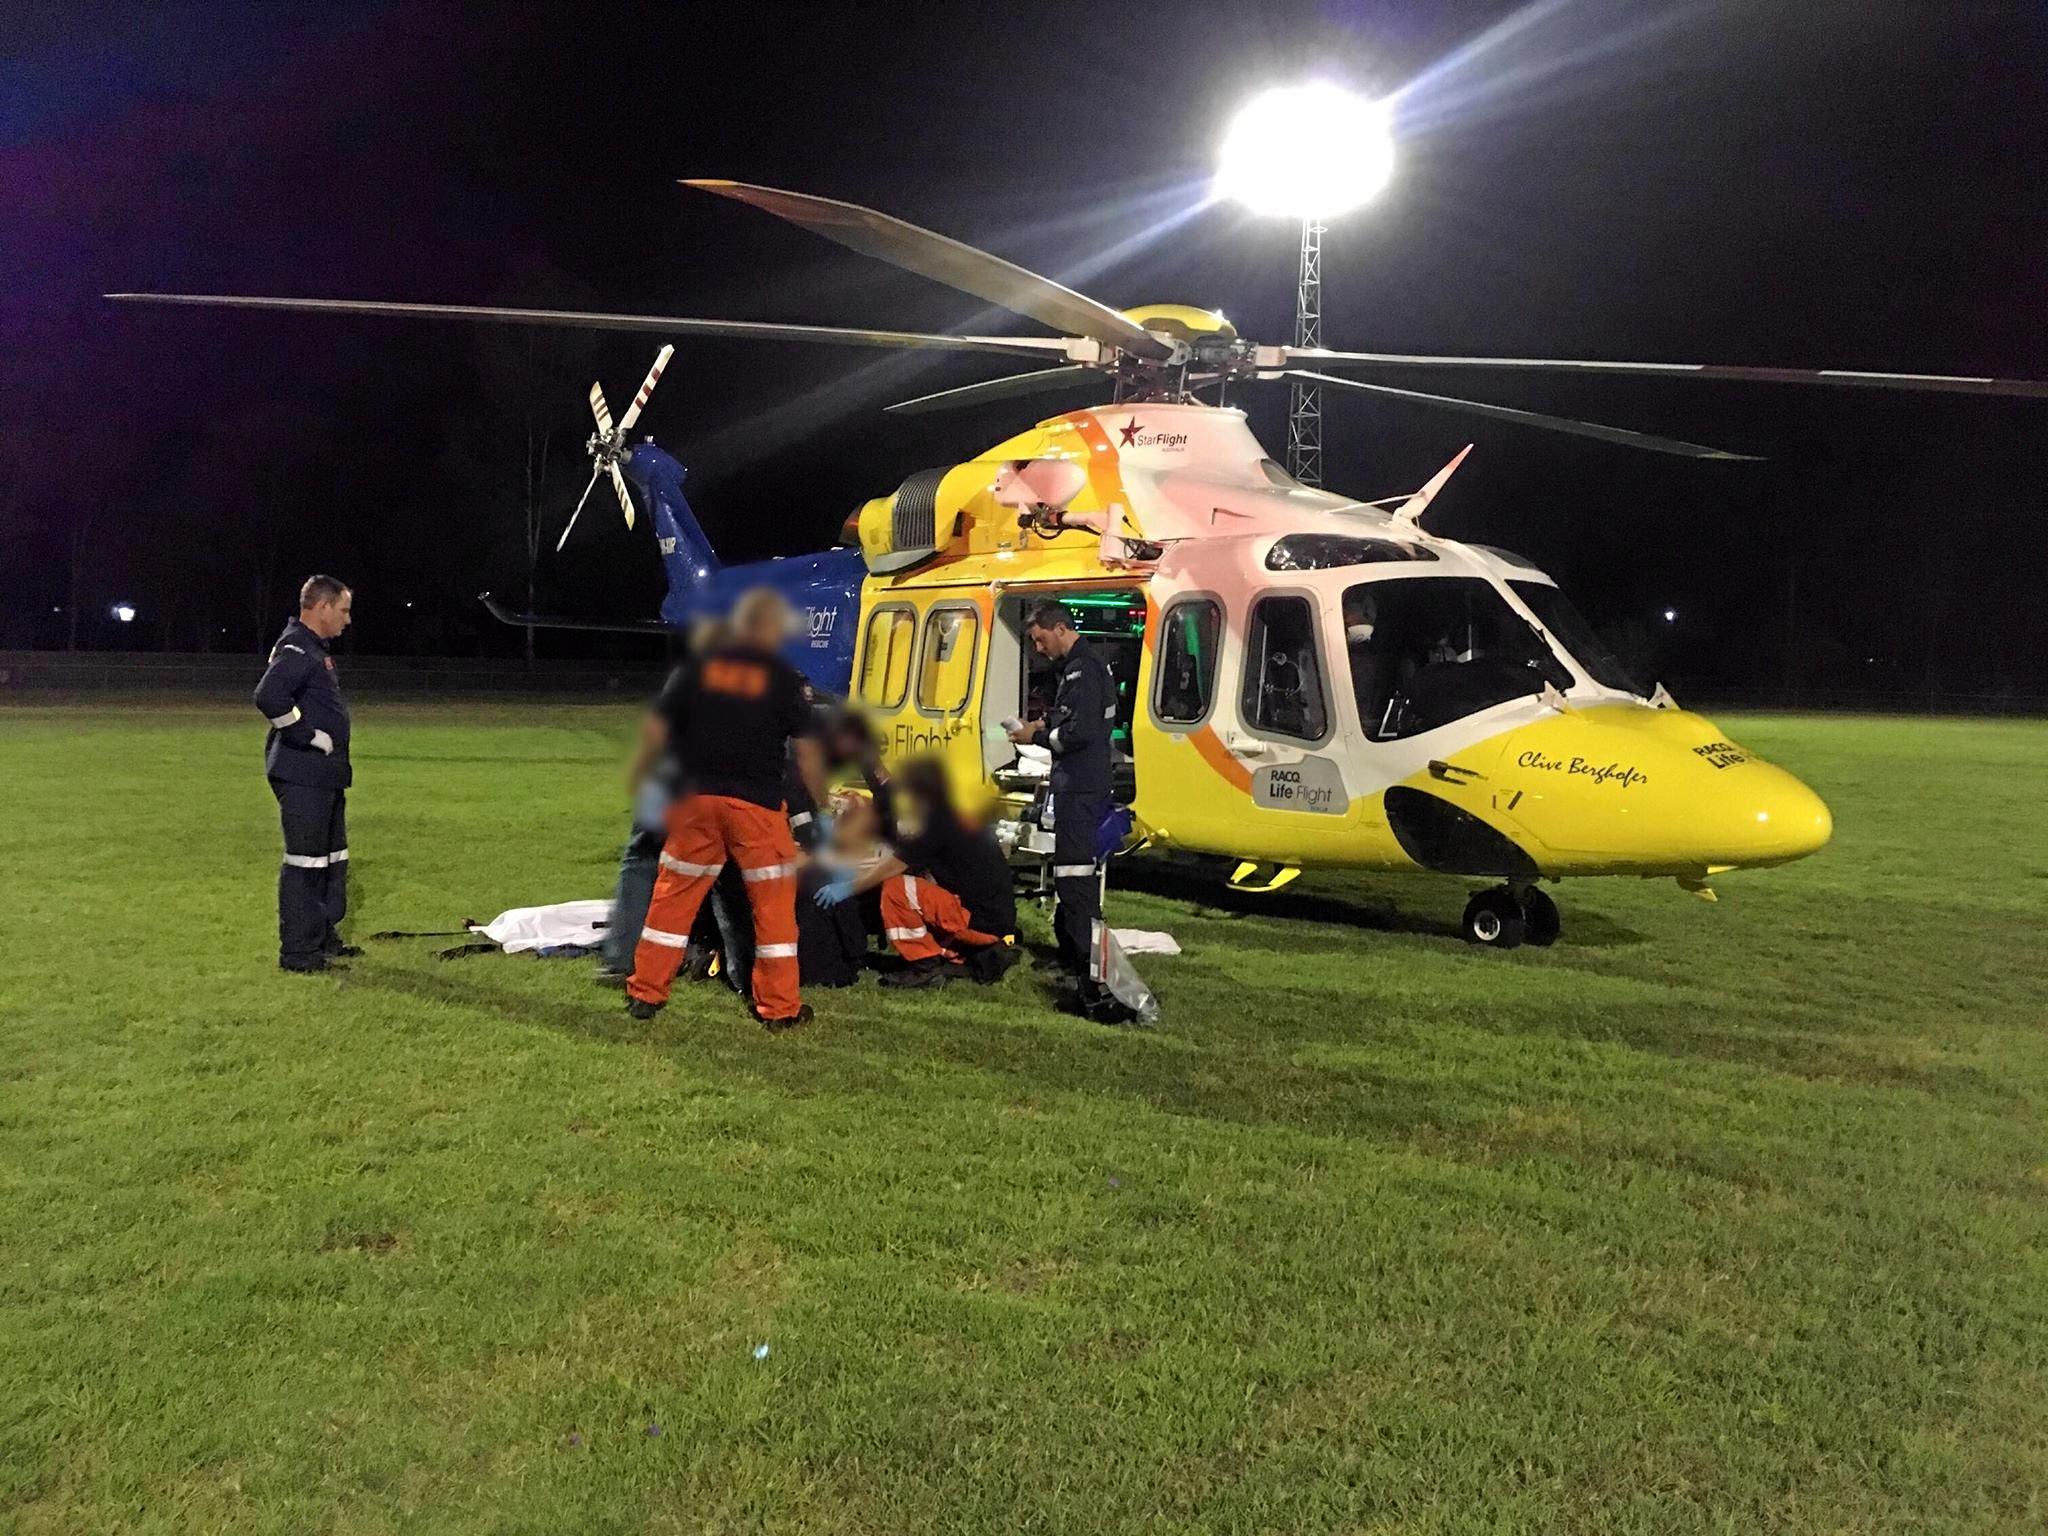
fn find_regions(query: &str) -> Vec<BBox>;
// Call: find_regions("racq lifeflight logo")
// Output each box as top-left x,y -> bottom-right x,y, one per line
1115,417 -> 1190,451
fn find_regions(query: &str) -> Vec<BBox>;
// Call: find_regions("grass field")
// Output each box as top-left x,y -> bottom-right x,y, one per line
3,701 -> 2045,1533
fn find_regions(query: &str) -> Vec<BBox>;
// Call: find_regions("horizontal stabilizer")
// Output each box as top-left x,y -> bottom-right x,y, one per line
480,593 -> 677,634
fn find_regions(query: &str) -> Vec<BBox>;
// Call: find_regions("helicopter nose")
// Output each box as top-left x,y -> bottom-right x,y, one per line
1694,757 -> 1834,867
1478,705 -> 1832,874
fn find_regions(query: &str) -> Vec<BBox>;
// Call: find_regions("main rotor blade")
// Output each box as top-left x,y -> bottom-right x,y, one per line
1284,348 -> 2048,400
105,293 -> 1073,359
1282,370 -> 1762,461
683,179 -> 1171,362
556,465 -> 604,553
588,381 -> 614,437
885,364 -> 1102,416
608,462 -> 635,530
616,343 -> 674,436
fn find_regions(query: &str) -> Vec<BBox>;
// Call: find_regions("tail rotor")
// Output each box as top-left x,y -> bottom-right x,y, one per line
556,343 -> 674,552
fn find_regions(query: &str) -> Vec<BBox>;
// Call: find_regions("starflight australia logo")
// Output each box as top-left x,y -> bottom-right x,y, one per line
1115,417 -> 1189,452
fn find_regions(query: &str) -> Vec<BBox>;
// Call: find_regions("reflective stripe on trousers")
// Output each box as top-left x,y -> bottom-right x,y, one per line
629,794 -> 804,1019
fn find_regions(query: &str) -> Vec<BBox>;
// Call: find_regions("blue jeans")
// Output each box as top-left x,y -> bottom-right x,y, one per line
602,781 -> 670,973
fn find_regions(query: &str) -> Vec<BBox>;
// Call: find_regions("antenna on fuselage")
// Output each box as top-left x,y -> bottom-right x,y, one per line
1390,443 -> 1474,529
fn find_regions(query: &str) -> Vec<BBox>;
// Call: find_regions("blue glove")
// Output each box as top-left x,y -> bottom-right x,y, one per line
814,878 -> 856,910
810,809 -> 835,844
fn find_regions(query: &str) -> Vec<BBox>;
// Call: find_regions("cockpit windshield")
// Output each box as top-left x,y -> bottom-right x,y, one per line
1344,577 -> 1572,740
1509,581 -> 1646,696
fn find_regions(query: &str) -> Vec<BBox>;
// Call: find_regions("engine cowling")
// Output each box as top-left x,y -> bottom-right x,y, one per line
854,465 -> 953,573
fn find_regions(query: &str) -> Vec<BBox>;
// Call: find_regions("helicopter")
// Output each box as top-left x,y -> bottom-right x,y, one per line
110,180 -> 2048,945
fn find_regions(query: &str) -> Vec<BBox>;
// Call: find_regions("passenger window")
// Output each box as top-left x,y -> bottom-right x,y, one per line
916,606 -> 980,714
1241,595 -> 1328,741
858,607 -> 914,708
1153,598 -> 1222,725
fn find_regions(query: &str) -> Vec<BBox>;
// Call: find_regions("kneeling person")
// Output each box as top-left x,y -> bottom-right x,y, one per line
817,758 -> 1018,989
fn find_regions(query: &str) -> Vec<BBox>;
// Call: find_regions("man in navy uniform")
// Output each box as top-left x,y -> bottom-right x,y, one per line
1007,601 -> 1118,1002
253,575 -> 355,972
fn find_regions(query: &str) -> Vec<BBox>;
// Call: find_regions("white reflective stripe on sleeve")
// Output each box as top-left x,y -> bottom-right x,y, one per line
268,707 -> 302,728
902,874 -> 921,912
1104,704 -> 1116,717
328,848 -> 349,862
1053,863 -> 1097,878
658,854 -> 723,877
885,926 -> 928,942
741,861 -> 797,883
789,812 -> 813,828
755,942 -> 799,959
282,853 -> 330,869
639,925 -> 690,948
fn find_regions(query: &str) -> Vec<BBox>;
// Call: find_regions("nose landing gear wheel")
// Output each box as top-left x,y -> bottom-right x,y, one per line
1461,888 -> 1527,949
1516,886 -> 1561,947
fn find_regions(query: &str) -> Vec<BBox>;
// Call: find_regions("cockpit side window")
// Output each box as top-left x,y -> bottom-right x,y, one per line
1509,581 -> 1645,696
1241,595 -> 1329,742
1344,577 -> 1571,740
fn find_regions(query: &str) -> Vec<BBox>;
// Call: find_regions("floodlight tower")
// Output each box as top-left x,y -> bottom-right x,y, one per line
1217,83 -> 1395,486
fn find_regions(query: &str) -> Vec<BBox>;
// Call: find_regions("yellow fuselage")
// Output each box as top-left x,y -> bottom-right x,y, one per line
840,402 -> 1831,883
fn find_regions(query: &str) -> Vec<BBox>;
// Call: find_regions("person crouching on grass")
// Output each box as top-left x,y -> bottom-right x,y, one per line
814,756 -> 1021,989
626,589 -> 827,1030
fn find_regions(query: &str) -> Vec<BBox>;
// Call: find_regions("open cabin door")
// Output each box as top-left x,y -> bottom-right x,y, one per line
984,585 -> 1145,805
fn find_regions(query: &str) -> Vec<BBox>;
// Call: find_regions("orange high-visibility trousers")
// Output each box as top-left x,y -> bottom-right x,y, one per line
629,794 -> 803,1019
878,873 -> 1003,964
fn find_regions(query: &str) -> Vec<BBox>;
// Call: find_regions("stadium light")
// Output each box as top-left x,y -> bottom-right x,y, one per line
1215,81 -> 1395,487
112,603 -> 137,624
1663,607 -> 1678,623
1215,82 -> 1395,220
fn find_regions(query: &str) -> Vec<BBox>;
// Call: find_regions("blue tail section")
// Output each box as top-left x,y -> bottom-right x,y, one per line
623,442 -> 719,605
624,440 -> 866,695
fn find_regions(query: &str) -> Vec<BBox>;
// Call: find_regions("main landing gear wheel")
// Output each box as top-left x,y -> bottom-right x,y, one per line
1461,888 -> 1527,949
1516,885 -> 1561,947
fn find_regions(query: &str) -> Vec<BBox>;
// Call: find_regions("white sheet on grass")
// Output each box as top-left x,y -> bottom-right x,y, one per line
471,899 -> 612,954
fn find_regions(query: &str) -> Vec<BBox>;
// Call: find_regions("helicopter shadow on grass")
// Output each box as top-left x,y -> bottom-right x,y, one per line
1106,858 -> 1647,950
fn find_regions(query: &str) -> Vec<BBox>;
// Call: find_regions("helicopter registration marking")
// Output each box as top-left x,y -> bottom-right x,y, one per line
1253,757 -> 1346,815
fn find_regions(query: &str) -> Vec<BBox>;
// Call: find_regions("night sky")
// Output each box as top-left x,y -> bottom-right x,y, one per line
6,0 -> 2045,697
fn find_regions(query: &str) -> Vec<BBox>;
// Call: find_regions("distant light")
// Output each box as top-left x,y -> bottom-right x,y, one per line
1662,608 -> 1677,623
51,606 -> 60,613
1217,83 -> 1395,218
405,601 -> 414,609
696,567 -> 708,578
112,603 -> 137,624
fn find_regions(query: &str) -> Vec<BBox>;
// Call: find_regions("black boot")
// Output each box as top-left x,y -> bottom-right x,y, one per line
626,997 -> 664,1021
965,943 -> 1022,984
879,958 -> 961,989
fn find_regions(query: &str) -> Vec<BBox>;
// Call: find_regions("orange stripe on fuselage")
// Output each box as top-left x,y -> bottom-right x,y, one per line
1189,724 -> 1253,792
1069,412 -> 1127,526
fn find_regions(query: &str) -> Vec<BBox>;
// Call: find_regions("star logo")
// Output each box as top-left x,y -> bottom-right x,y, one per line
1117,418 -> 1142,447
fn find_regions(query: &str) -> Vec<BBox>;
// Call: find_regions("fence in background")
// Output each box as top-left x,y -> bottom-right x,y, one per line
0,651 -> 669,698
2,652 -> 2042,716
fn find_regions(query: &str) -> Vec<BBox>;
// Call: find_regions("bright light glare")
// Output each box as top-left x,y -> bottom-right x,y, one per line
1662,608 -> 1677,623
112,603 -> 137,624
1216,83 -> 1395,218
